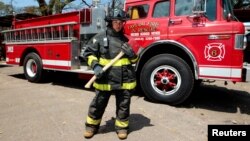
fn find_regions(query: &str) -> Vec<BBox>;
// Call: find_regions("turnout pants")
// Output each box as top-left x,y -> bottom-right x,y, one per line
86,89 -> 132,131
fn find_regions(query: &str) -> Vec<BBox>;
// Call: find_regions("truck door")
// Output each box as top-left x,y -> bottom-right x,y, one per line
168,0 -> 238,80
125,0 -> 170,48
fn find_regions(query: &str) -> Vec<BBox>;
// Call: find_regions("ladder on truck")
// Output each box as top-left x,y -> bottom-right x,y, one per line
1,21 -> 94,74
2,22 -> 78,44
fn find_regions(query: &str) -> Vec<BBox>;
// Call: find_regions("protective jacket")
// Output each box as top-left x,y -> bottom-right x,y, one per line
83,27 -> 138,91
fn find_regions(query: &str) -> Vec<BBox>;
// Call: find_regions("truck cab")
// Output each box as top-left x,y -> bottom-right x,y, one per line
123,0 -> 249,104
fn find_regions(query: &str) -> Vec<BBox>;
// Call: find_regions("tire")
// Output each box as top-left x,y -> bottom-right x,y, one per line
23,53 -> 44,83
140,54 -> 194,105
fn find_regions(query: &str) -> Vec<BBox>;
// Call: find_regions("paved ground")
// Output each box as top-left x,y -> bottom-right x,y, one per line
0,64 -> 250,141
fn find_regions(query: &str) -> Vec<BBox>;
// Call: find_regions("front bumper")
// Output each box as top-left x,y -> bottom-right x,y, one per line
243,63 -> 250,82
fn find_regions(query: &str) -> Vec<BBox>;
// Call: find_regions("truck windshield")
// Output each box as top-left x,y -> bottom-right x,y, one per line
175,0 -> 216,21
223,0 -> 236,20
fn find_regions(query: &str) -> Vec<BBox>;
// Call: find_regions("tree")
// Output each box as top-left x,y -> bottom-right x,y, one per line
0,1 -> 6,15
107,0 -> 124,9
0,1 -> 13,16
23,6 -> 41,15
233,0 -> 250,9
36,0 -> 76,16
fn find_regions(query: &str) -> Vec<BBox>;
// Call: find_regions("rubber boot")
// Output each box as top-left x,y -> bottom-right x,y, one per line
117,129 -> 128,140
84,126 -> 98,139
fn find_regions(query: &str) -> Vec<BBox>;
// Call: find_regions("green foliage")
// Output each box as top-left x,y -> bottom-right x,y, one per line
0,0 -> 79,16
233,0 -> 250,9
0,2 -> 13,16
36,0 -> 76,16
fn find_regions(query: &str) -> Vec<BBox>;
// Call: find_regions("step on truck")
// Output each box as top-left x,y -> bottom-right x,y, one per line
2,0 -> 250,105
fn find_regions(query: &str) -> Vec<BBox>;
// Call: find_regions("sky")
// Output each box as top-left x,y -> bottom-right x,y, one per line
1,0 -> 109,8
2,0 -> 39,7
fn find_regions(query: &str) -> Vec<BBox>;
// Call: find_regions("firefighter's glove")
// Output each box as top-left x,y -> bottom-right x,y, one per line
93,64 -> 104,79
121,43 -> 135,58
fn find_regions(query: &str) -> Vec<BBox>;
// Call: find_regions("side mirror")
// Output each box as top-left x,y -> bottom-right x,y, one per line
192,0 -> 206,14
227,13 -> 232,22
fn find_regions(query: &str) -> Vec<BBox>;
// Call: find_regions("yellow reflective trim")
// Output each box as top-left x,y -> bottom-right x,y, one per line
86,116 -> 101,125
99,58 -> 131,66
122,81 -> 137,89
130,56 -> 139,63
93,83 -> 111,91
93,81 -> 136,91
115,119 -> 129,128
87,55 -> 98,66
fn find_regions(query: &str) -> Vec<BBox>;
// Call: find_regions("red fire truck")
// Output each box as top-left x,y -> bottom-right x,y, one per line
0,13 -> 39,61
1,0 -> 250,105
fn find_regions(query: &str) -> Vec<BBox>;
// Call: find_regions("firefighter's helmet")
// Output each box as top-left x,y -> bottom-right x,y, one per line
105,8 -> 128,21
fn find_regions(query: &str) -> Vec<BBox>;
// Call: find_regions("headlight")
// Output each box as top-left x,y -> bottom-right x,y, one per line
235,34 -> 246,50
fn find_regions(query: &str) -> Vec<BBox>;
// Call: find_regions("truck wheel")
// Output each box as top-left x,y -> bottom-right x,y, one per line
140,54 -> 194,105
23,53 -> 44,82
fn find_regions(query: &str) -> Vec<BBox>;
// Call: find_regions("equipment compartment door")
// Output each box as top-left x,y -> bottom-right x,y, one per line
43,43 -> 71,70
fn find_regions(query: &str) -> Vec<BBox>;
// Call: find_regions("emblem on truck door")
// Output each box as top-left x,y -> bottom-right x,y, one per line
204,43 -> 225,61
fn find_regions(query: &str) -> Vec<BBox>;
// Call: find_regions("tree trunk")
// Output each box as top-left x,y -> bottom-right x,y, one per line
37,0 -> 75,16
37,0 -> 48,15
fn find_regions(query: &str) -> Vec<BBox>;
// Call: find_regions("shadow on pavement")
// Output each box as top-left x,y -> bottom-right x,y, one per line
180,84 -> 250,115
9,73 -> 26,79
0,64 -> 12,68
10,71 -> 90,90
10,71 -> 250,115
98,113 -> 153,134
49,71 -> 89,89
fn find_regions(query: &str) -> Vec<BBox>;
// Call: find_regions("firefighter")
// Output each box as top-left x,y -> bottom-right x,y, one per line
82,8 -> 138,139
